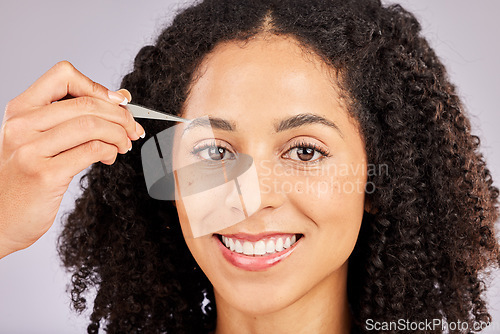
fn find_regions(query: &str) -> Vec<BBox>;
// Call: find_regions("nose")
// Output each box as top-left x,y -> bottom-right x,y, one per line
255,156 -> 288,211
224,153 -> 287,217
222,154 -> 260,217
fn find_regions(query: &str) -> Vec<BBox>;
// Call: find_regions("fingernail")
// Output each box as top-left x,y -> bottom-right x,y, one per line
119,97 -> 129,106
127,138 -> 132,152
108,90 -> 128,105
135,122 -> 146,138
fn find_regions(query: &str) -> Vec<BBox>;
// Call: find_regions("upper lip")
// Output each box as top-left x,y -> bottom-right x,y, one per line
215,232 -> 302,242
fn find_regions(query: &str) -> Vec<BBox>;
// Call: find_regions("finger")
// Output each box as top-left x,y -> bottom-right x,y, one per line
24,96 -> 140,140
47,140 -> 120,180
33,115 -> 133,157
15,61 -> 127,107
115,89 -> 145,137
115,88 -> 146,137
117,89 -> 132,103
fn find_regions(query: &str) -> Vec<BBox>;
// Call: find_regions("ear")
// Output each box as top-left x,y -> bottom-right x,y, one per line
364,196 -> 377,214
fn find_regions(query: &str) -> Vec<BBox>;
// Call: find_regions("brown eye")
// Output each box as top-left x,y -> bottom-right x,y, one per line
296,147 -> 315,161
284,142 -> 329,164
208,146 -> 226,160
192,142 -> 236,161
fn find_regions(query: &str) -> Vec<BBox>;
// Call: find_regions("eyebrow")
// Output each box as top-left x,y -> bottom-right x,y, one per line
181,117 -> 236,136
275,113 -> 343,137
182,113 -> 343,138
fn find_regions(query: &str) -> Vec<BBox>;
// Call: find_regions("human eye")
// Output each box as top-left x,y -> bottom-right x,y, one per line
190,140 -> 236,162
282,139 -> 330,164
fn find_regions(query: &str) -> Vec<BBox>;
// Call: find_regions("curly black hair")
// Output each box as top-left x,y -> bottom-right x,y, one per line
57,0 -> 500,333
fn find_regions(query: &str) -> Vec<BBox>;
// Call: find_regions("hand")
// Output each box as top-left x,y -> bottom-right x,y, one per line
0,61 -> 145,258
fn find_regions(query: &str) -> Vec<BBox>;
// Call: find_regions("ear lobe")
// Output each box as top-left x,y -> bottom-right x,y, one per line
364,197 -> 377,214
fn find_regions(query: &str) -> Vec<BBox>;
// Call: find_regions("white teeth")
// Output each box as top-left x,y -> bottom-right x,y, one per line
235,240 -> 243,253
254,240 -> 266,255
275,238 -> 284,252
284,237 -> 291,249
243,241 -> 254,255
220,234 -> 300,256
265,239 -> 275,253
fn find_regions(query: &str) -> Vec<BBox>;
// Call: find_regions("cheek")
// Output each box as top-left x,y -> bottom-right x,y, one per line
288,171 -> 366,258
174,197 -> 205,262
175,197 -> 192,238
175,198 -> 218,272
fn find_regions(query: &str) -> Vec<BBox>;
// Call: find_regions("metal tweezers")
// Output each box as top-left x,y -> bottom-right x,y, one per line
125,103 -> 191,123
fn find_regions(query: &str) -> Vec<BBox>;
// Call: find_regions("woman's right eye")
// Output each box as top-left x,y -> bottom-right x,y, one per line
191,143 -> 236,161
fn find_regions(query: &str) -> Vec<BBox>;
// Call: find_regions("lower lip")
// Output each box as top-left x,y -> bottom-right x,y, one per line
213,234 -> 302,271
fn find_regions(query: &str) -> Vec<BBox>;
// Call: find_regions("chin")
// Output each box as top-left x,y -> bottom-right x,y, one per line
216,282 -> 302,316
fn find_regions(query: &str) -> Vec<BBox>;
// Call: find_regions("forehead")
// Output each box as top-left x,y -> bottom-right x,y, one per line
182,35 -> 344,120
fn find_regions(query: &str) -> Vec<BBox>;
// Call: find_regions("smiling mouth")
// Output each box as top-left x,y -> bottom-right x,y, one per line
215,233 -> 304,257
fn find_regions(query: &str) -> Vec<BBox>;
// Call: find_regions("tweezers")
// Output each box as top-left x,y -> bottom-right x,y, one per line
125,103 -> 191,123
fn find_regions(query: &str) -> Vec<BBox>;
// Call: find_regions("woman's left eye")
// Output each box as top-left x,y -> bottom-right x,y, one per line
283,143 -> 330,163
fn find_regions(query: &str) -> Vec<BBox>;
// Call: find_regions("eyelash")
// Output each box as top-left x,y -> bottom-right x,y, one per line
190,140 -> 330,163
190,142 -> 235,162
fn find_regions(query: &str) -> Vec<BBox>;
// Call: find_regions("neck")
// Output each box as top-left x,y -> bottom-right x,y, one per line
213,262 -> 352,334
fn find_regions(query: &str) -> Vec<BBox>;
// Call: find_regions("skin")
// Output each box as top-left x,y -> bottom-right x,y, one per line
175,34 -> 369,334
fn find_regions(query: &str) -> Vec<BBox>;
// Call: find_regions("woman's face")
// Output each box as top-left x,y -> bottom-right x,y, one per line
174,35 -> 368,315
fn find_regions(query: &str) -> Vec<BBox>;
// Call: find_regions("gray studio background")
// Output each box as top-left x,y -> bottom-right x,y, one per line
1,0 -> 499,333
